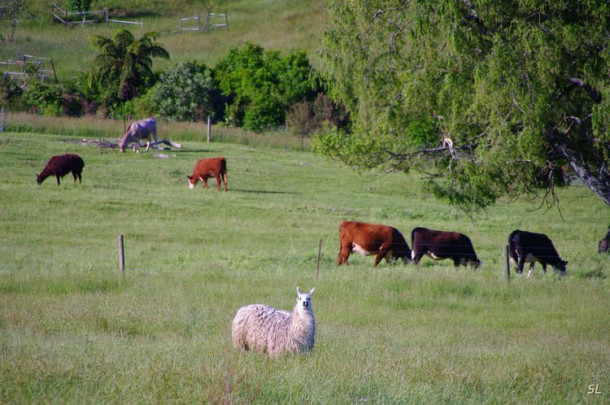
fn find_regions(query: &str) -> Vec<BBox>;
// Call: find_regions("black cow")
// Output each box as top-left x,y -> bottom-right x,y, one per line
599,227 -> 610,253
411,227 -> 481,268
508,230 -> 568,276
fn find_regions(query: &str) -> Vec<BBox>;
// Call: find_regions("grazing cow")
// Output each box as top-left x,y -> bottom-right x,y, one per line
36,153 -> 84,185
411,227 -> 481,268
119,118 -> 159,153
599,227 -> 610,253
508,230 -> 568,276
187,157 -> 228,191
337,221 -> 411,266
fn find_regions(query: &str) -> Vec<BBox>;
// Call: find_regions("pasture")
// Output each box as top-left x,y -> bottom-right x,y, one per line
0,131 -> 608,403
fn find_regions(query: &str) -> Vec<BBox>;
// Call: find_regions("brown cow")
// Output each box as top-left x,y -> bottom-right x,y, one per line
411,227 -> 481,268
36,153 -> 84,185
509,230 -> 567,276
337,221 -> 411,267
187,157 -> 227,191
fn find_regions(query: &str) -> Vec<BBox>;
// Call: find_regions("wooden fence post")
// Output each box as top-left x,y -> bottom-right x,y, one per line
118,235 -> 125,279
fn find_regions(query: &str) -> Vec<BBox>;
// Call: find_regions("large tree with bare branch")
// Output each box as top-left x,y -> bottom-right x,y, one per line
316,0 -> 610,209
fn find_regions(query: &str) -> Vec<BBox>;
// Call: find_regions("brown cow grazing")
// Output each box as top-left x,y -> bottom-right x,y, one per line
119,118 -> 158,153
508,230 -> 568,276
337,221 -> 411,267
187,157 -> 228,191
598,226 -> 610,253
36,153 -> 84,185
411,227 -> 481,268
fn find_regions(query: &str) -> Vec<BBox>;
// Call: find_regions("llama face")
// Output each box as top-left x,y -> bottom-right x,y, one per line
296,287 -> 315,309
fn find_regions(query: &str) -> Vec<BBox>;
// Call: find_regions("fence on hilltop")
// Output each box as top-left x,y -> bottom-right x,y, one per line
51,3 -> 143,28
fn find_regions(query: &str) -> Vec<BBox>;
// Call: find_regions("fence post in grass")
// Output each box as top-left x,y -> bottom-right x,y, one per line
118,234 -> 125,279
207,116 -> 211,143
316,239 -> 322,282
504,244 -> 510,283
0,107 -> 5,133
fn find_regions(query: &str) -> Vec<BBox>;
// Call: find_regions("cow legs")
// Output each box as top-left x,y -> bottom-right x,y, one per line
215,174 -> 222,191
337,243 -> 351,265
222,172 -> 228,191
373,243 -> 392,267
527,262 -> 536,277
201,178 -> 209,188
55,175 -> 61,185
517,256 -> 526,274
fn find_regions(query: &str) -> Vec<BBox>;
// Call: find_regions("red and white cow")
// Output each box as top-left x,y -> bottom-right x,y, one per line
411,227 -> 481,268
119,118 -> 159,153
508,230 -> 568,276
187,157 -> 228,191
337,221 -> 411,267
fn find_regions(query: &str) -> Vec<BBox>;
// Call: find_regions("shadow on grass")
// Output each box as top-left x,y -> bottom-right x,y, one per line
231,188 -> 296,195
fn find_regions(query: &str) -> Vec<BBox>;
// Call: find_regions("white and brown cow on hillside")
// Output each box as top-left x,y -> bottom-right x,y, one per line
187,157 -> 228,191
508,230 -> 567,276
337,221 -> 411,267
411,227 -> 481,268
119,118 -> 159,153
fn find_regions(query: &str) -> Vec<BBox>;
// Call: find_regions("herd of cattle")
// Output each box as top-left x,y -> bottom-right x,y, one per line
36,118 -> 609,276
337,221 -> 573,276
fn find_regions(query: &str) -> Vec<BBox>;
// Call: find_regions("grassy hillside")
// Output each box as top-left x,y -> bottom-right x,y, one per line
0,131 -> 608,403
0,0 -> 329,80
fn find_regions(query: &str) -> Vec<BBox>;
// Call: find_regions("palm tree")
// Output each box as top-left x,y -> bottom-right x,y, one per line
88,29 -> 169,101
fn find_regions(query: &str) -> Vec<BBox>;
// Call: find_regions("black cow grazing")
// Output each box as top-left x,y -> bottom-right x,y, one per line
411,227 -> 481,268
36,154 -> 85,185
508,230 -> 568,276
599,226 -> 610,253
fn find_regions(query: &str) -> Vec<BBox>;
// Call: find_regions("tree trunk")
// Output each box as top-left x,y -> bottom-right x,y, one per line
555,144 -> 610,206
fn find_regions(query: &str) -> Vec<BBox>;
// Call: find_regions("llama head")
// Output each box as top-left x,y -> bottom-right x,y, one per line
296,286 -> 315,310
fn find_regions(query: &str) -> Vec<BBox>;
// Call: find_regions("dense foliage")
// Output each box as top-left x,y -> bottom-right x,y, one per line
149,61 -> 221,122
88,29 -> 169,105
317,0 -> 610,208
214,43 -> 321,131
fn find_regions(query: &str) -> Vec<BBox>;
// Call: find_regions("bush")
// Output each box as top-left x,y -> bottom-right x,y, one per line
150,61 -> 221,122
214,43 -> 321,131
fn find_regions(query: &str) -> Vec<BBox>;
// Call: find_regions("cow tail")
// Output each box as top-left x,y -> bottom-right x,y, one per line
508,230 -> 518,259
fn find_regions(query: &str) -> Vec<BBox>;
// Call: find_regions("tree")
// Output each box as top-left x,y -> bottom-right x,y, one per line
150,61 -> 220,122
88,29 -> 169,102
65,0 -> 91,13
214,43 -> 320,131
0,0 -> 28,43
317,0 -> 610,209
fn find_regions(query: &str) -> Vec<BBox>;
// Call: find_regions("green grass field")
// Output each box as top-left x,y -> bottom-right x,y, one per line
1,130 -> 608,403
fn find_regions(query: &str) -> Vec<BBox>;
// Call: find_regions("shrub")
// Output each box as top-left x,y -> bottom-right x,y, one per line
150,61 -> 221,122
214,43 -> 321,131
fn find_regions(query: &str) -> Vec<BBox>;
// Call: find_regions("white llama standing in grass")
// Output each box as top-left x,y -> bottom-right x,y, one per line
231,287 -> 316,357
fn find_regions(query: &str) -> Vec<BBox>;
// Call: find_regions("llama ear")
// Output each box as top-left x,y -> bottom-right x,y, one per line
309,287 -> 315,295
297,286 -> 302,295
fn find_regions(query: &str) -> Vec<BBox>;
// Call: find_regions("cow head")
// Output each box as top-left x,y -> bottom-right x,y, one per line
553,260 -> 568,276
187,175 -> 197,189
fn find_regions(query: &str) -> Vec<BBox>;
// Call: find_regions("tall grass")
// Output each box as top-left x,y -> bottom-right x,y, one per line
0,131 -> 608,403
4,112 -> 311,150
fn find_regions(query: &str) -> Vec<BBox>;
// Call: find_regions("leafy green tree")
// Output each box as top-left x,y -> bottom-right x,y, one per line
318,0 -> 610,209
88,29 -> 169,103
214,43 -> 320,131
0,0 -> 29,43
65,0 -> 91,13
150,61 -> 219,122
